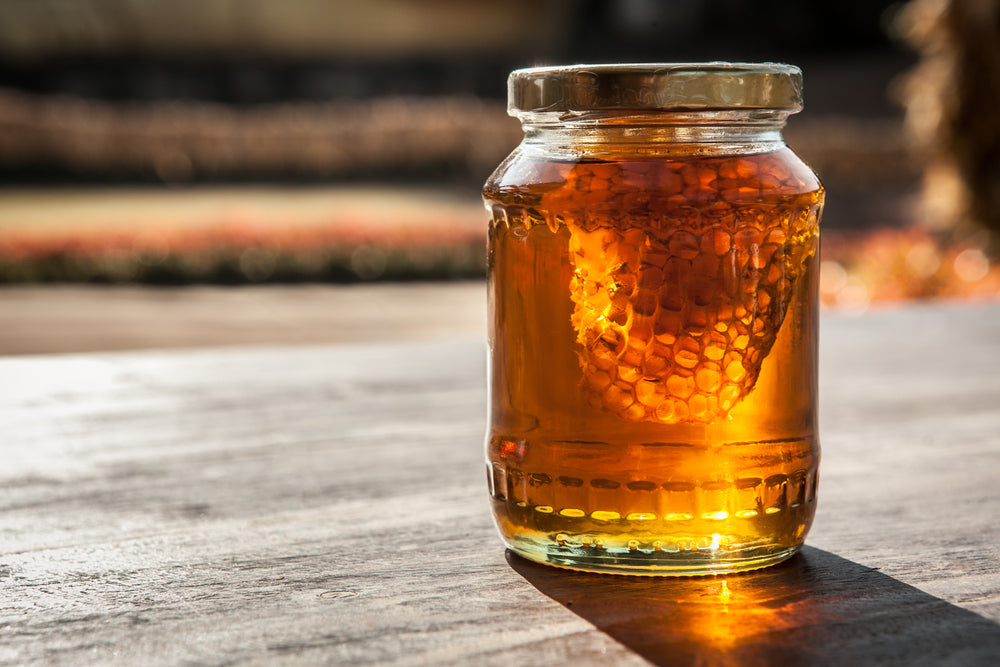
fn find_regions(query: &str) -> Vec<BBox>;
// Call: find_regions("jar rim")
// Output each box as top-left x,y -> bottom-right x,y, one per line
508,62 -> 803,115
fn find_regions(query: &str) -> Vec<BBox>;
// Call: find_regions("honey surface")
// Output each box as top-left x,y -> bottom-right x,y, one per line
485,147 -> 824,572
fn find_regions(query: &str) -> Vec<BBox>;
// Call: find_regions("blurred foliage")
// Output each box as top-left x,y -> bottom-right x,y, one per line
0,222 -> 484,284
820,227 -> 999,310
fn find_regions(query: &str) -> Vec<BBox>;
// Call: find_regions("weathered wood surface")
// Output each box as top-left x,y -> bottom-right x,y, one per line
1,300 -> 999,665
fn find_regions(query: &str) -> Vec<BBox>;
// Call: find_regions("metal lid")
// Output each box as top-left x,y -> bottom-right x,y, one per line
508,63 -> 803,115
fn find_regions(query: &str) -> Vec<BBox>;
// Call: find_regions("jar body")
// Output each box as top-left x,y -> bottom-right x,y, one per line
484,121 -> 824,575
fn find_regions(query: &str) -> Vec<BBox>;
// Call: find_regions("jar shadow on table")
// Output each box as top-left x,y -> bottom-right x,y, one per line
507,546 -> 1000,665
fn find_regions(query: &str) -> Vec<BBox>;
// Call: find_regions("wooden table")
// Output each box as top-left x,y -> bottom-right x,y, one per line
2,300 -> 999,665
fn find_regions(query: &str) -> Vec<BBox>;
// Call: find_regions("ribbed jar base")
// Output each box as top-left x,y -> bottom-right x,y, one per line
488,436 -> 818,576
503,530 -> 803,576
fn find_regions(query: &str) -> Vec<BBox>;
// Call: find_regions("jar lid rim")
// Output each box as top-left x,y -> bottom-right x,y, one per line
508,62 -> 803,114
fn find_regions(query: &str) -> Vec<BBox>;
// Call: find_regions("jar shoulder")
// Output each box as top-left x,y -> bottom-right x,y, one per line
484,144 -> 823,201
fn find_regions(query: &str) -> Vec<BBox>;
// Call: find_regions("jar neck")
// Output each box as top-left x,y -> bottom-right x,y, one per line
518,109 -> 790,158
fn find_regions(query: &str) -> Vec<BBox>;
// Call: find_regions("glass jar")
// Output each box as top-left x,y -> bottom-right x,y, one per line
484,63 -> 824,575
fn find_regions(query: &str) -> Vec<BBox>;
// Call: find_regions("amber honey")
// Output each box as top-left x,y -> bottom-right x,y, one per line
486,145 -> 823,574
486,63 -> 823,574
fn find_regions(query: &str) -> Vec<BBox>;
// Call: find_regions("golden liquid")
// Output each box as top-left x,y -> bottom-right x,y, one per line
485,148 -> 824,574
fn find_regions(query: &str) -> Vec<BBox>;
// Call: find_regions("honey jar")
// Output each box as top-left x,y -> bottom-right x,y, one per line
484,63 -> 824,575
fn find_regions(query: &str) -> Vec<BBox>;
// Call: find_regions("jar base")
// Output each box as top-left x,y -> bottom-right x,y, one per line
505,533 -> 802,576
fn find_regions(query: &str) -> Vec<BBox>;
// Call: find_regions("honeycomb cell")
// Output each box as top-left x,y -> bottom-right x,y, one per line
688,394 -> 710,420
586,369 -> 613,392
704,343 -> 726,362
696,368 -> 722,393
634,289 -> 658,316
666,374 -> 694,399
618,362 -> 644,383
675,349 -> 700,370
726,360 -> 748,383
635,378 -> 668,407
669,231 -> 700,259
654,400 -> 677,421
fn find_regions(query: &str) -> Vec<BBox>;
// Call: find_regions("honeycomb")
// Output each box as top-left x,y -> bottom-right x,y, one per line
562,158 -> 821,424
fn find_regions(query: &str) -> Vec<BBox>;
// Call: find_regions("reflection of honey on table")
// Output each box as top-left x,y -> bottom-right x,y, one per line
485,148 -> 824,574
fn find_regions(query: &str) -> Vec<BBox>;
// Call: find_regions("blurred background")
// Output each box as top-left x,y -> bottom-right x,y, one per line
1,0 -> 998,353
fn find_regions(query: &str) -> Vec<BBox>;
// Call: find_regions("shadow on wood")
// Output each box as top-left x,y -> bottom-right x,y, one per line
507,546 -> 1000,665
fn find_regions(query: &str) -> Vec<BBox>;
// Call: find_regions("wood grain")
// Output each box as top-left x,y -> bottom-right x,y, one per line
1,300 -> 999,665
